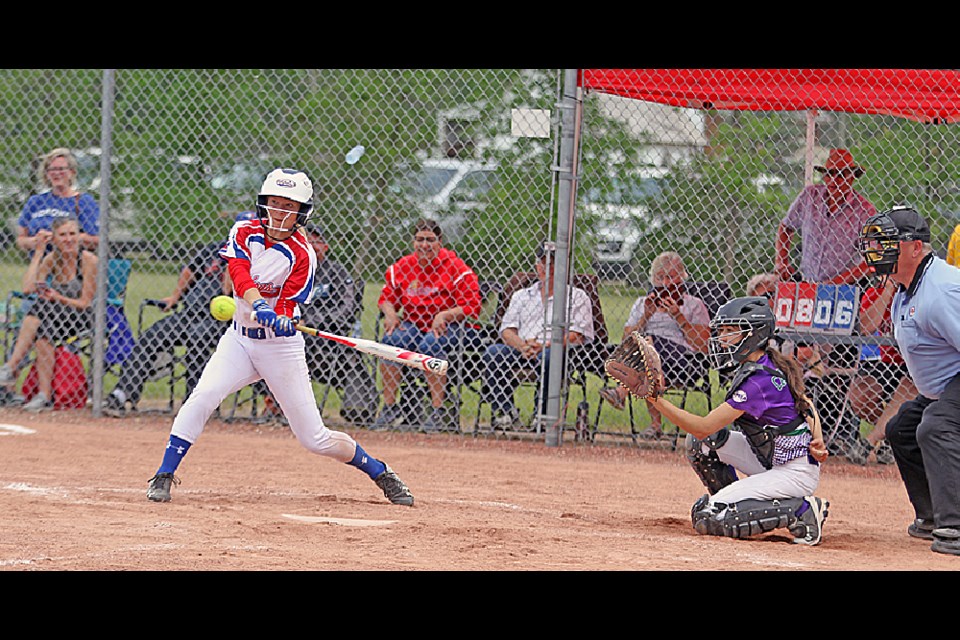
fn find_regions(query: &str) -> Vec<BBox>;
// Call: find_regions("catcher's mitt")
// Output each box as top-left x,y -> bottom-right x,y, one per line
604,331 -> 666,400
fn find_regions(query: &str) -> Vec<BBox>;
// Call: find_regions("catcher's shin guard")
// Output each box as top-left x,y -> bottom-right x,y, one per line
692,495 -> 805,539
685,432 -> 737,494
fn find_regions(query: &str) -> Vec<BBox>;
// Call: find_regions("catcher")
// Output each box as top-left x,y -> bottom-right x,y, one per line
605,296 -> 831,545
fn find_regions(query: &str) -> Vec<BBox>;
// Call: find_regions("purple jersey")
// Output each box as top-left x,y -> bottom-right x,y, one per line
726,354 -> 810,465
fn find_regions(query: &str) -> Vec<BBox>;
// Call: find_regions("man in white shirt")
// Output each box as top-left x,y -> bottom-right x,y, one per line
481,243 -> 594,428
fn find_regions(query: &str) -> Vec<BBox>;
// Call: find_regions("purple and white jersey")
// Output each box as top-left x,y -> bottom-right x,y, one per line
725,354 -> 811,465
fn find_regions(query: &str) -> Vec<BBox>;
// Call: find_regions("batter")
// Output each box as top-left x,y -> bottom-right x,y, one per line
145,168 -> 414,506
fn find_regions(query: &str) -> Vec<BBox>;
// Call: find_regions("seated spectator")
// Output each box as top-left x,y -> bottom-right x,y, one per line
599,251 -> 709,435
372,219 -> 482,432
17,147 -> 100,257
481,242 -> 594,428
0,216 -> 98,411
846,280 -> 915,464
102,231 -> 234,416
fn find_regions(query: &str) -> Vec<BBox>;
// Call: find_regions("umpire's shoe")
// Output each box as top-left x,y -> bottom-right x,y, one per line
790,496 -> 829,546
147,472 -> 180,502
374,466 -> 414,506
931,528 -> 960,556
908,518 -> 936,540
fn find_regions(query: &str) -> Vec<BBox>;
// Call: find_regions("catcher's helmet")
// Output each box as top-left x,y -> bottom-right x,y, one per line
708,296 -> 775,371
857,206 -> 931,276
256,168 -> 314,236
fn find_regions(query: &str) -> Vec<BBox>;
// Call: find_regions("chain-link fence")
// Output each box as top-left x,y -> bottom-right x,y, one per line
1,69 -> 958,464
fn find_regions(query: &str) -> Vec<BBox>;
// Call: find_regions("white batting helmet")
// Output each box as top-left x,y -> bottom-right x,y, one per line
256,168 -> 314,232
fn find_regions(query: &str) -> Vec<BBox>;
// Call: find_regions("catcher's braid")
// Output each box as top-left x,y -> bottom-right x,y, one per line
604,331 -> 666,400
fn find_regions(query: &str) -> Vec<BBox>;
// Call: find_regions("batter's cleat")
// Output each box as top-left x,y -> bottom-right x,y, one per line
374,466 -> 414,506
371,404 -> 403,431
908,518 -> 936,540
931,528 -> 960,556
146,472 -> 180,502
103,393 -> 127,418
790,496 -> 829,546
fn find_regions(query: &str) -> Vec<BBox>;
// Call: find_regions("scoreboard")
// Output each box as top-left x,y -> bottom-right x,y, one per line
774,282 -> 859,334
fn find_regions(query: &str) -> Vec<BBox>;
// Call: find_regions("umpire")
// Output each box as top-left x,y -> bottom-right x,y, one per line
858,206 -> 960,556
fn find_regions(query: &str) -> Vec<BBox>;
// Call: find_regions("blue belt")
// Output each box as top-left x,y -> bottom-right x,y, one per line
234,322 -> 267,340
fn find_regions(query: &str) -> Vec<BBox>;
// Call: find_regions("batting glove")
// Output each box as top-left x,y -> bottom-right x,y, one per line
252,299 -> 277,327
273,315 -> 297,337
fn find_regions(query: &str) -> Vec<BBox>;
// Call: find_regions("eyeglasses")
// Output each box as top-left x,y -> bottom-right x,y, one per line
823,169 -> 854,177
414,235 -> 439,243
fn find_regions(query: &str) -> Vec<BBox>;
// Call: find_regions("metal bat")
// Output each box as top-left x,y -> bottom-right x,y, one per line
249,312 -> 449,375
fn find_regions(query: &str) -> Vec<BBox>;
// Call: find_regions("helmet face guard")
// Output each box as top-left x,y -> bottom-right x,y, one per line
256,168 -> 314,238
858,214 -> 902,277
708,296 -> 775,370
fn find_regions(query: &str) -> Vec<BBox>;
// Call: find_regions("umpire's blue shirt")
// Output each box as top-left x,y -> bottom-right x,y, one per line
891,255 -> 960,399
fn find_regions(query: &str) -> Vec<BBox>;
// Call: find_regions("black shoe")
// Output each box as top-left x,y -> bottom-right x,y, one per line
908,518 -> 935,540
146,472 -> 180,502
374,465 -> 414,506
931,528 -> 960,555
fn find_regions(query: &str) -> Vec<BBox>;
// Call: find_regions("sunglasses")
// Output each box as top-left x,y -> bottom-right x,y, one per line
414,235 -> 439,243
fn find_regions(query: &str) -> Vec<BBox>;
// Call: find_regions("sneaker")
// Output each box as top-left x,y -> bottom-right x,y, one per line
374,465 -> 414,506
908,518 -> 936,540
146,472 -> 180,502
103,393 -> 127,418
875,440 -> 895,465
599,387 -> 625,410
420,406 -> 448,433
931,528 -> 960,556
0,364 -> 14,385
371,404 -> 403,431
492,407 -> 520,430
22,392 -> 52,413
790,496 -> 829,546
844,436 -> 872,465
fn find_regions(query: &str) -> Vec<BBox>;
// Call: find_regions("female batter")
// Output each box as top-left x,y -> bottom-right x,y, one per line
646,296 -> 830,545
145,168 -> 414,506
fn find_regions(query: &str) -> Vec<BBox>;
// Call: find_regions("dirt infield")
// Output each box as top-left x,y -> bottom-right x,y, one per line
0,407 -> 954,571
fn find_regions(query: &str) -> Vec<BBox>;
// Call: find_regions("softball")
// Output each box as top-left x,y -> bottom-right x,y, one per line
210,295 -> 237,322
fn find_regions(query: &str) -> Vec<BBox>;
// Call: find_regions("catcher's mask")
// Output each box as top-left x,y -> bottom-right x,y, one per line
857,206 -> 931,280
256,168 -> 314,238
708,296 -> 775,371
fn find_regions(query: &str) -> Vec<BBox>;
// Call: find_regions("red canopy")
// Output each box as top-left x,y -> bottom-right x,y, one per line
579,69 -> 960,124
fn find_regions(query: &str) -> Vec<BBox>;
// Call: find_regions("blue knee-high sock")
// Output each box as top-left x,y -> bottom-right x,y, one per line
348,443 -> 386,479
157,435 -> 192,474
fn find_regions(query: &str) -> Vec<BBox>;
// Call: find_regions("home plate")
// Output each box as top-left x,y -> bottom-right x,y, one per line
282,514 -> 398,527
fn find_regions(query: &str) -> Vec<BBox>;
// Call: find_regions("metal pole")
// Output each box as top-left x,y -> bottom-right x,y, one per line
91,69 -> 116,416
543,69 -> 582,447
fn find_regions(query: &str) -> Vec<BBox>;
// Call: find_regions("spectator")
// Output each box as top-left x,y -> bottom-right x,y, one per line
858,205 -> 960,555
481,242 -> 594,429
17,148 -> 100,257
0,216 -> 98,411
775,148 -> 876,285
102,220 -> 236,416
745,272 -> 778,300
256,224 -> 377,425
846,279 -> 915,465
372,219 -> 482,432
947,222 -> 960,267
599,251 -> 709,436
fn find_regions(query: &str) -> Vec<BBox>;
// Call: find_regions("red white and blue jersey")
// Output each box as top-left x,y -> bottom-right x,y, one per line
221,219 -> 316,328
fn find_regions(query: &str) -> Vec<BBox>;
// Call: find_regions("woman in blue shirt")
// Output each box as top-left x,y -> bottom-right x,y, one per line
16,147 -> 99,257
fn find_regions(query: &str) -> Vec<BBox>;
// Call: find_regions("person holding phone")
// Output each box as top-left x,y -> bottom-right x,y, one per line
599,251 -> 710,436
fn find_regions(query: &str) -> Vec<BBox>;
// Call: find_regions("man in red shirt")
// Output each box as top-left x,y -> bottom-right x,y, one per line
374,219 -> 481,432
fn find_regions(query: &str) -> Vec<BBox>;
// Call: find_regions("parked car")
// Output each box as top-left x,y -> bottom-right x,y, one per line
389,157 -> 499,242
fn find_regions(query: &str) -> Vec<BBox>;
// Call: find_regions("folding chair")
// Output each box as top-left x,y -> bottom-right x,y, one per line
593,280 -> 732,447
473,271 -> 608,438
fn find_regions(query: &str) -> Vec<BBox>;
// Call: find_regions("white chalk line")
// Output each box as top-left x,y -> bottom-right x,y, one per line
281,514 -> 397,526
0,424 -> 36,436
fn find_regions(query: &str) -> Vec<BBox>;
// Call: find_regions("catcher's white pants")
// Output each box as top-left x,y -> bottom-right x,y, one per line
704,431 -> 820,505
169,328 -> 358,462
